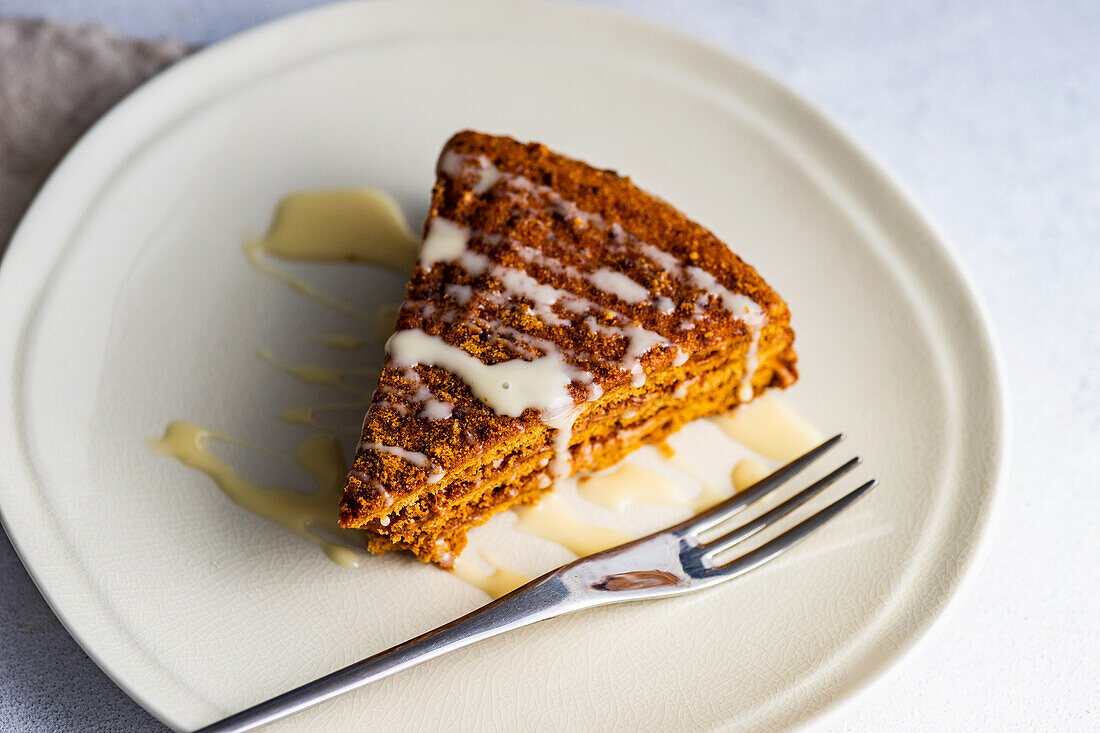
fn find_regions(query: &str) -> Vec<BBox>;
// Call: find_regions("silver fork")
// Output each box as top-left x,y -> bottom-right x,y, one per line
198,434 -> 874,733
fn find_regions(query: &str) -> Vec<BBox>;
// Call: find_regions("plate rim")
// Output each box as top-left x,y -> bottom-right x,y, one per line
0,1 -> 1007,730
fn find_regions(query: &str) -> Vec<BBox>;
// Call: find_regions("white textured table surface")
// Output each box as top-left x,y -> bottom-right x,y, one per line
0,1 -> 1096,731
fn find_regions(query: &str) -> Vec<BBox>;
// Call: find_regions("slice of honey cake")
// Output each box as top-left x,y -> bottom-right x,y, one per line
339,131 -> 797,567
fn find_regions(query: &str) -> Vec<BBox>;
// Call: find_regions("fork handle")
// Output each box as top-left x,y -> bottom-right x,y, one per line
195,572 -> 577,733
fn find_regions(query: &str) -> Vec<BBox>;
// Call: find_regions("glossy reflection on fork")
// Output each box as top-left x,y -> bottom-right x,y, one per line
199,434 -> 876,733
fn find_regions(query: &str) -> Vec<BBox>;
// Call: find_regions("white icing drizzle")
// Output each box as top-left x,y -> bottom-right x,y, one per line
440,150 -> 502,197
353,428 -> 448,495
420,218 -> 469,270
373,379 -> 455,422
357,441 -> 430,467
636,241 -> 680,272
509,242 -> 650,318
419,399 -> 453,421
489,325 -> 604,401
444,283 -> 472,304
438,149 -> 465,178
582,316 -> 670,389
387,329 -> 586,414
473,162 -> 502,196
589,267 -> 649,303
453,248 -> 490,276
622,326 -> 667,370
685,266 -> 764,324
623,326 -> 668,388
413,384 -> 455,421
386,328 -> 586,478
488,253 -> 675,391
487,260 -> 581,326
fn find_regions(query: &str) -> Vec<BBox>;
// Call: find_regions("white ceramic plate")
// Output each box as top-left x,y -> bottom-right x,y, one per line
0,1 -> 1004,730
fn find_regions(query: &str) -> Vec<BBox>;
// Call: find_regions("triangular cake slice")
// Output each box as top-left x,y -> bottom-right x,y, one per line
339,131 -> 797,567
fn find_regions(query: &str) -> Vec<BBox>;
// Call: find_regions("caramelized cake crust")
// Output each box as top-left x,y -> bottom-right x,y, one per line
340,131 -> 797,566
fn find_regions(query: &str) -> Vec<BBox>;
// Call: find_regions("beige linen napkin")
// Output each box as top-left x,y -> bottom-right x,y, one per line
0,18 -> 189,247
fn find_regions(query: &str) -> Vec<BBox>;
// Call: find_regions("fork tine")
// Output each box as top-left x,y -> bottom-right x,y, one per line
706,479 -> 877,576
678,433 -> 845,538
700,456 -> 861,560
